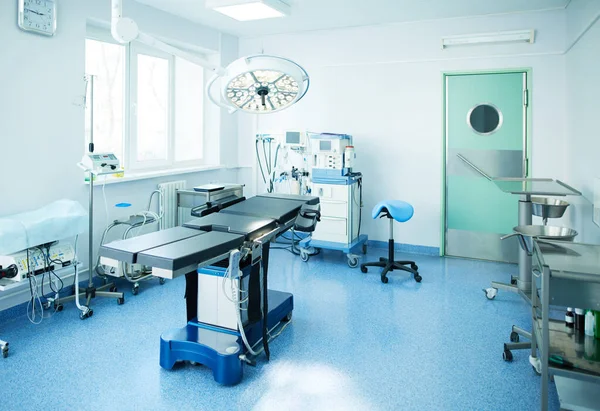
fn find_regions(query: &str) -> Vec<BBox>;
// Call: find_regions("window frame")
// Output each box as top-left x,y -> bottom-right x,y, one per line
84,29 -> 208,173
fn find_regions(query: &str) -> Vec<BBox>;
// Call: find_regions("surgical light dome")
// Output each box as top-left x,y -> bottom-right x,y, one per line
111,0 -> 309,115
208,55 -> 310,114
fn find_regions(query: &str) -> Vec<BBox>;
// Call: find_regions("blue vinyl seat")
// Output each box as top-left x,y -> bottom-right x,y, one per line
360,200 -> 422,284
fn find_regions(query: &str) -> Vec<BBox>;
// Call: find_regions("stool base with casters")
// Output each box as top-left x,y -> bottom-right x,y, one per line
360,200 -> 421,284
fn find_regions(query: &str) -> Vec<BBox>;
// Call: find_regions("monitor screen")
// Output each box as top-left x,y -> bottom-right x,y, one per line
286,131 -> 301,145
319,140 -> 332,151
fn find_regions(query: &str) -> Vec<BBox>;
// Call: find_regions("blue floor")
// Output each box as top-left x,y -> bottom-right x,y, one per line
0,247 -> 560,410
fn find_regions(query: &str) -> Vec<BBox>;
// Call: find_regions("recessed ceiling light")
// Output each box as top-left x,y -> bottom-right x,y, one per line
206,0 -> 290,21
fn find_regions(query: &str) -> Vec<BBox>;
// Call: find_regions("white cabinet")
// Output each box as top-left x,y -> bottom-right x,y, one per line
312,181 -> 360,244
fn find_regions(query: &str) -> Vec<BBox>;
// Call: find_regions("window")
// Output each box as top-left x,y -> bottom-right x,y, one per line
85,34 -> 206,173
467,103 -> 502,136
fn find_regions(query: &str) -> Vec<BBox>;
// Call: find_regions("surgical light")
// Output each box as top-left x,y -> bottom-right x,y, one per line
207,55 -> 309,114
110,0 -> 308,115
205,0 -> 290,21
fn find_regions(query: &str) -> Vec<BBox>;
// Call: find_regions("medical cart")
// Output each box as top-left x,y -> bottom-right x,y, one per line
299,173 -> 367,268
529,240 -> 600,411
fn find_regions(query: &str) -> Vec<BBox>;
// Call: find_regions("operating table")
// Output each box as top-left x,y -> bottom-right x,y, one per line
99,193 -> 320,385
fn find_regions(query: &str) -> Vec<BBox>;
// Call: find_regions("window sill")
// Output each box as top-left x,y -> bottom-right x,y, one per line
84,164 -> 230,185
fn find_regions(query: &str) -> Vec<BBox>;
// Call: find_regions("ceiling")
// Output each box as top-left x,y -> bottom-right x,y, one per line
134,0 -> 571,37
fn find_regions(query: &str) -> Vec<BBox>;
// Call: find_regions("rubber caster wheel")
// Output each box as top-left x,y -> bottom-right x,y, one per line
503,349 -> 513,362
414,274 -> 422,283
362,244 -> 367,254
300,251 -> 309,262
510,331 -> 520,343
484,287 -> 498,300
79,308 -> 93,320
283,312 -> 293,322
132,286 -> 139,296
159,278 -> 166,285
2,350 -> 7,359
55,304 -> 64,312
411,264 -> 418,271
360,266 -> 368,273
109,286 -> 117,292
347,256 -> 359,268
117,297 -> 125,305
511,277 -> 517,285
381,276 -> 389,284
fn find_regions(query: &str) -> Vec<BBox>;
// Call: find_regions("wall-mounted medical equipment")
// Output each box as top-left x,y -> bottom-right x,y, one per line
0,243 -> 75,282
309,133 -> 353,178
110,0 -> 309,114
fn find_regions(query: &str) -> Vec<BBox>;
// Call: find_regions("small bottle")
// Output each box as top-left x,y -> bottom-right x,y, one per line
565,307 -> 574,328
575,308 -> 585,331
596,311 -> 600,340
585,310 -> 596,337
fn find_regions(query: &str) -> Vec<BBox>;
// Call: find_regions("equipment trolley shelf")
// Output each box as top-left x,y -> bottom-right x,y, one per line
530,240 -> 600,411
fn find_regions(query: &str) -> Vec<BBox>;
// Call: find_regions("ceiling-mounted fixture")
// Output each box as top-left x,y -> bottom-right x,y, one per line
205,0 -> 290,21
441,30 -> 535,49
207,55 -> 309,113
110,0 -> 308,114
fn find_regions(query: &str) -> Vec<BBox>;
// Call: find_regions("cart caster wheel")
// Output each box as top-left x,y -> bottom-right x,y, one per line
484,287 -> 498,300
503,349 -> 513,362
300,251 -> 309,262
414,274 -> 422,283
510,331 -> 520,343
511,276 -> 517,285
159,278 -> 166,285
132,286 -> 139,296
411,264 -> 418,271
360,266 -> 368,273
283,312 -> 293,322
55,304 -> 64,312
362,244 -> 367,254
117,297 -> 125,305
532,366 -> 541,375
2,350 -> 8,359
347,256 -> 359,268
79,307 -> 93,320
109,286 -> 117,292
381,276 -> 389,284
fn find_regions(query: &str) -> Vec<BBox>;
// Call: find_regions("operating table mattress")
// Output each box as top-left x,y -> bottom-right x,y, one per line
220,196 -> 309,223
136,231 -> 245,271
183,213 -> 277,240
99,226 -> 203,264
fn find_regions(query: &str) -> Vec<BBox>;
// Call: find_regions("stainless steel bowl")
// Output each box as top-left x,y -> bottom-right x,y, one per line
531,197 -> 570,220
513,225 -> 578,241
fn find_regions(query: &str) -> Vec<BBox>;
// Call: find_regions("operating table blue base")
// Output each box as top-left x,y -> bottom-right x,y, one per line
159,289 -> 293,385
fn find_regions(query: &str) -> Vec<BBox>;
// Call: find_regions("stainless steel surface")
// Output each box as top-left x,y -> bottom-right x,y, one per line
493,178 -> 582,196
555,376 -> 600,411
522,73 -> 529,178
518,199 -> 533,292
455,153 -> 492,180
446,229 -> 518,263
513,225 -> 579,241
177,184 -> 244,225
531,197 -> 570,220
450,150 -> 523,179
534,240 -> 600,279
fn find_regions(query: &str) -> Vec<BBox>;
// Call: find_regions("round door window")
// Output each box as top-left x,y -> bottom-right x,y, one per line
467,104 -> 503,135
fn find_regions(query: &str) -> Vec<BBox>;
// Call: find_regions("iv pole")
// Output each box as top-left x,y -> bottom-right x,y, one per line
55,75 -> 125,319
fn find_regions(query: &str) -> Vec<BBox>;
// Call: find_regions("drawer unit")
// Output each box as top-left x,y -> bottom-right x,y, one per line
313,184 -> 349,202
313,217 -> 348,243
320,200 -> 348,219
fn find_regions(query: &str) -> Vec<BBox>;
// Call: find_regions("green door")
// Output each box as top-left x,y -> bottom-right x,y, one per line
445,72 -> 528,262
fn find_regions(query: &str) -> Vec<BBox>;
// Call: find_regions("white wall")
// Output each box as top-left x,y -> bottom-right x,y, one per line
564,1 -> 600,243
238,10 -> 568,248
0,0 -> 239,306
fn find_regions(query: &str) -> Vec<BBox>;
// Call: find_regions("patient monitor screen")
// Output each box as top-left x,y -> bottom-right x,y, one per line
286,131 -> 301,145
319,140 -> 332,151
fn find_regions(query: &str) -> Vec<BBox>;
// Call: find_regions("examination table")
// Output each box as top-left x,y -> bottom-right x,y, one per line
98,193 -> 320,385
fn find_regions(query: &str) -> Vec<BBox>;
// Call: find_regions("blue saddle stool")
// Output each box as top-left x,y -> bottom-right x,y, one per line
360,200 -> 422,284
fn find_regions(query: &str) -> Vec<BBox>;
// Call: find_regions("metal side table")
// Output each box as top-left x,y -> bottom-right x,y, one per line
531,240 -> 600,411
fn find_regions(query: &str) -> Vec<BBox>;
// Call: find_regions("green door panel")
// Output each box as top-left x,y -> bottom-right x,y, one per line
445,72 -> 526,261
447,175 -> 519,233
